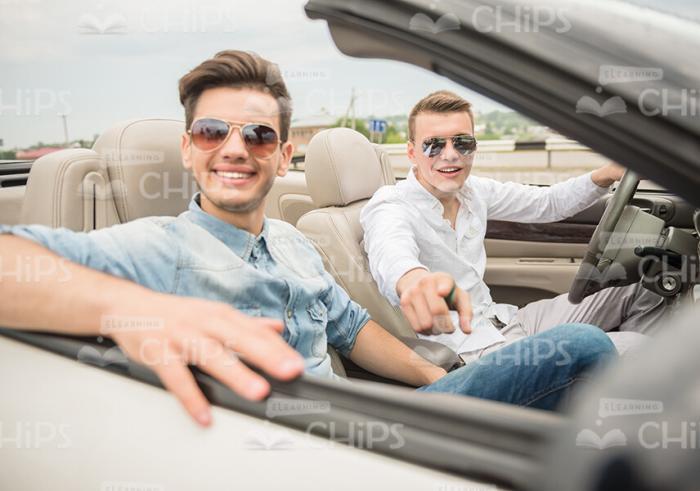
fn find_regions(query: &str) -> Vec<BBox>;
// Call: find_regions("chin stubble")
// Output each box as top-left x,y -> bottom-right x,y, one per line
201,172 -> 276,214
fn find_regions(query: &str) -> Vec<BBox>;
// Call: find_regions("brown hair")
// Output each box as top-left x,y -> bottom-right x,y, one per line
408,90 -> 474,141
178,50 -> 293,142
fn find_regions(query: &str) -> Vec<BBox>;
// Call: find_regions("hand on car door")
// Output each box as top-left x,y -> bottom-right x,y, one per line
107,293 -> 305,426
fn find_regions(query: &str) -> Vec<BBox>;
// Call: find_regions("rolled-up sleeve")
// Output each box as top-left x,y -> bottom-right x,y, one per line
0,220 -> 177,292
360,190 -> 427,306
1,224 -> 104,266
472,171 -> 610,223
321,270 -> 371,357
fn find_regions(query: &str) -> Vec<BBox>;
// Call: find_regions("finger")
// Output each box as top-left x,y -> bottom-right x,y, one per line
154,361 -> 211,427
432,313 -> 454,334
215,322 -> 304,381
412,292 -> 437,332
400,299 -> 423,333
202,313 -> 285,338
217,314 -> 285,335
258,317 -> 285,334
196,342 -> 271,401
453,289 -> 473,334
434,274 -> 454,298
423,282 -> 455,332
428,320 -> 449,336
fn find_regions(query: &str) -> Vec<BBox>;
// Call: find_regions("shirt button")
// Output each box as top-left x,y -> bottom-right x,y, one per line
286,309 -> 293,319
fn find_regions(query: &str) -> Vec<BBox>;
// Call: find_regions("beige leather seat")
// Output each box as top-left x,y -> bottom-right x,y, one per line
20,118 -> 193,231
297,128 -> 417,340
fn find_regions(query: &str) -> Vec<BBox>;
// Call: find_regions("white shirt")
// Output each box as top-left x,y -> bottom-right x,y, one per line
360,169 -> 610,355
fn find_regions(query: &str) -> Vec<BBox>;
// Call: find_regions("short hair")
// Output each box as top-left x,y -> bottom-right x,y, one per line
178,50 -> 292,142
408,90 -> 474,141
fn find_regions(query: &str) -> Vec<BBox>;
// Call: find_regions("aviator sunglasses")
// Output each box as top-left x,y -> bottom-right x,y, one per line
188,117 -> 281,157
420,134 -> 477,158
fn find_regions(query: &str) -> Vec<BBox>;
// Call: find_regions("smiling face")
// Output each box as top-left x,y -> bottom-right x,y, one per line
408,111 -> 476,200
180,87 -> 293,219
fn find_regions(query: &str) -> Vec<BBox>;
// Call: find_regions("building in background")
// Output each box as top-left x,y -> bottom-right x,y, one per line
290,112 -> 337,156
15,147 -> 65,160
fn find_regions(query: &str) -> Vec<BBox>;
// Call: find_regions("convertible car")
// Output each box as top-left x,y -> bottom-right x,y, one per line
1,1 -> 699,490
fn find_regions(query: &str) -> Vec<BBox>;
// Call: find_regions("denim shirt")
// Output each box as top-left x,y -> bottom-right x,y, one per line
0,194 -> 370,379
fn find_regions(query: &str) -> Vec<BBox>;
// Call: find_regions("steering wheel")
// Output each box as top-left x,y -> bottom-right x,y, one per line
568,170 -> 640,304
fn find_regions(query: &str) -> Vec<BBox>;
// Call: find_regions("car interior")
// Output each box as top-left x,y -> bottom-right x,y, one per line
1,116 -> 699,383
4,1 -> 700,488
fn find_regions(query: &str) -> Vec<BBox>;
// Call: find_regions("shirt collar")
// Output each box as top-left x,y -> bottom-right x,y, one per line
183,193 -> 269,259
403,168 -> 474,214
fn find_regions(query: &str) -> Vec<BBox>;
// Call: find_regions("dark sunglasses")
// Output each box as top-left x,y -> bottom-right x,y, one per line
421,134 -> 477,158
188,117 -> 280,157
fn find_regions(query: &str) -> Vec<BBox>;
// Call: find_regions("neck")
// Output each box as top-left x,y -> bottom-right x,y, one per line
200,194 -> 266,236
415,171 -> 460,212
439,194 -> 460,215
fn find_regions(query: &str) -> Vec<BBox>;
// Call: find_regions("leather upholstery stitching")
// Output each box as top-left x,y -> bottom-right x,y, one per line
53,153 -> 96,228
322,131 -> 344,207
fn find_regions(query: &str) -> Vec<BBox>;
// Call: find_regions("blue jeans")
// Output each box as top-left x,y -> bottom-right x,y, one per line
417,323 -> 617,411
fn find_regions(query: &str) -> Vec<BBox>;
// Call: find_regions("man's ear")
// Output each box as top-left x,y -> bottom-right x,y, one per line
277,141 -> 294,177
407,139 -> 416,164
180,133 -> 192,170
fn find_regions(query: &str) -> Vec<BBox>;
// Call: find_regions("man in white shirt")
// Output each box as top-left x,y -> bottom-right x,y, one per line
361,90 -> 667,362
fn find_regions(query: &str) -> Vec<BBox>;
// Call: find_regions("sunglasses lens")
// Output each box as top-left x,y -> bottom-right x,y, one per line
453,135 -> 477,155
422,137 -> 446,158
242,124 -> 279,157
190,118 -> 230,151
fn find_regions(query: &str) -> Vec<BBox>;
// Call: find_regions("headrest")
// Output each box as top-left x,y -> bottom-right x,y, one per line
92,118 -> 195,222
304,128 -> 395,208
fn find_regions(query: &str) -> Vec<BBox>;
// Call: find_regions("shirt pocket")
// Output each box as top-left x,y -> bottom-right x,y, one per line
306,300 -> 329,358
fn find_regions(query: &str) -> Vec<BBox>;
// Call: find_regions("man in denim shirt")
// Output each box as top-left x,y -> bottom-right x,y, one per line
0,51 -> 615,426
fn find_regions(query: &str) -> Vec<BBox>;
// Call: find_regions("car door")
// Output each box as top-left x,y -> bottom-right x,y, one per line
484,181 -> 699,306
0,328 -> 558,490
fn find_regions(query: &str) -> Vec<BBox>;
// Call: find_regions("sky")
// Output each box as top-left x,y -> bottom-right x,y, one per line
0,0 -> 508,149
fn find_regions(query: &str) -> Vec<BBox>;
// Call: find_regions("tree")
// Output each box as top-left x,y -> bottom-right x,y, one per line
333,118 -> 369,139
478,122 -> 501,140
384,124 -> 406,144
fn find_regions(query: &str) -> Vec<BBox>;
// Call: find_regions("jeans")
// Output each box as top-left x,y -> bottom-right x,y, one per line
417,323 -> 617,411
